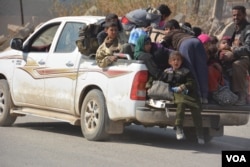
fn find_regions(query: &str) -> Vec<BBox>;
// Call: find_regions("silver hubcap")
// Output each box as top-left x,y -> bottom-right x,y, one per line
84,100 -> 99,131
0,91 -> 4,115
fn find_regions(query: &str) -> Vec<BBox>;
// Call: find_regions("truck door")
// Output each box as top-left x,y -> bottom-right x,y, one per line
12,23 -> 60,106
44,22 -> 84,113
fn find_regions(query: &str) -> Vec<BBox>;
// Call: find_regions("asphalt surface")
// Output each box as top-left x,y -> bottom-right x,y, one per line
0,115 -> 249,167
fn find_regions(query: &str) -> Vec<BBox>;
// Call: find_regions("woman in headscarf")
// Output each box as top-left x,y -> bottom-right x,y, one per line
134,34 -> 172,81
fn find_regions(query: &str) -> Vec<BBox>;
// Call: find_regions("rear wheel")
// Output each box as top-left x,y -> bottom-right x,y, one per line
183,127 -> 197,142
203,128 -> 213,143
80,89 -> 108,141
0,79 -> 17,126
183,127 -> 213,143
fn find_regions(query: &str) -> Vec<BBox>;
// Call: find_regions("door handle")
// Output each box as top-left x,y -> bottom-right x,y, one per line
38,59 -> 45,65
66,61 -> 74,67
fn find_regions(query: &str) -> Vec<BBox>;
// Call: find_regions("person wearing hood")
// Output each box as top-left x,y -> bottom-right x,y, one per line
134,34 -> 172,82
121,7 -> 167,34
126,8 -> 162,56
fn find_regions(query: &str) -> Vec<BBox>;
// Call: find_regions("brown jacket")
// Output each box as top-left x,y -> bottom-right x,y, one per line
162,29 -> 194,50
96,37 -> 122,68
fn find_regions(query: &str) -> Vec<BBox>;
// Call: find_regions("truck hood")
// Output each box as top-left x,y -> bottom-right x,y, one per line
0,48 -> 21,58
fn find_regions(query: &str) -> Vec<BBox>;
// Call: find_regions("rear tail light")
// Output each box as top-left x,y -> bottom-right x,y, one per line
130,70 -> 148,100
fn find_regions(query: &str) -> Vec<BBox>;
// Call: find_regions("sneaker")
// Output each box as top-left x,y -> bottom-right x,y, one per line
197,137 -> 205,145
176,126 -> 184,140
234,92 -> 247,106
235,99 -> 246,106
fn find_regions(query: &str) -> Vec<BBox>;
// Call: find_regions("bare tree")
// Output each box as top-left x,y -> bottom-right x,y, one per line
193,0 -> 200,14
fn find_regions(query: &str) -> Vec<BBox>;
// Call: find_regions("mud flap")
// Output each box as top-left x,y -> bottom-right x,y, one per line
105,117 -> 124,134
208,126 -> 224,137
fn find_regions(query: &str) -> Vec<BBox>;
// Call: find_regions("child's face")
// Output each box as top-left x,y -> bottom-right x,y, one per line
144,41 -> 152,53
168,55 -> 182,70
164,28 -> 171,34
105,26 -> 118,40
218,39 -> 230,50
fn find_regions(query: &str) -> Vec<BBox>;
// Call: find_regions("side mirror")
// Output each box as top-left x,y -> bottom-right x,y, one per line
10,38 -> 23,51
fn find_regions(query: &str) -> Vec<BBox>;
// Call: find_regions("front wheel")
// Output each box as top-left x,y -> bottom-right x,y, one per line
80,89 -> 108,141
0,79 -> 17,126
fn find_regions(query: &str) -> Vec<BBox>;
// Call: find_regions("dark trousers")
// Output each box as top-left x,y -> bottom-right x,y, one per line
138,53 -> 161,79
175,103 -> 203,137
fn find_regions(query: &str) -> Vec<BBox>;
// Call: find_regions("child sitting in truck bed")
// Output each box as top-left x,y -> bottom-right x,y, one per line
216,36 -> 234,88
134,34 -> 172,83
161,51 -> 205,144
95,22 -> 124,68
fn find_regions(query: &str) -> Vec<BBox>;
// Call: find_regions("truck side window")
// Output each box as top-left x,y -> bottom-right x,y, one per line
29,24 -> 60,52
55,22 -> 84,53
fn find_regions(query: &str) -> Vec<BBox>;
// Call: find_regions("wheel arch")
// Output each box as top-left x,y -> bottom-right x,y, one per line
78,85 -> 103,115
0,74 -> 7,80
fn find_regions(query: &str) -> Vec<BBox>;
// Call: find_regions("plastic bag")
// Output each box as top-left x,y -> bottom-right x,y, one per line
147,80 -> 174,101
212,86 -> 238,105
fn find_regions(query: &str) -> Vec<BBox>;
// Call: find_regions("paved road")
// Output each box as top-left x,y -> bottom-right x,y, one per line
0,115 -> 249,167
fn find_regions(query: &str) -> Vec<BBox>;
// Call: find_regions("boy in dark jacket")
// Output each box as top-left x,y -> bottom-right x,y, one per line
162,51 -> 204,144
161,19 -> 208,104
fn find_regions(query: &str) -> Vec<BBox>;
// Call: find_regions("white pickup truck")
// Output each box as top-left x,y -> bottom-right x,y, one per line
0,16 -> 249,143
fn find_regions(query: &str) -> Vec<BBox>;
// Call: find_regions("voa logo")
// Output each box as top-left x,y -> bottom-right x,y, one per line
222,151 -> 249,167
226,155 -> 247,163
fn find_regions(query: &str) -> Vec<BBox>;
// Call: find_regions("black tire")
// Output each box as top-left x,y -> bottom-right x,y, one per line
183,127 -> 213,143
183,127 -> 197,142
0,79 -> 17,126
80,89 -> 108,141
